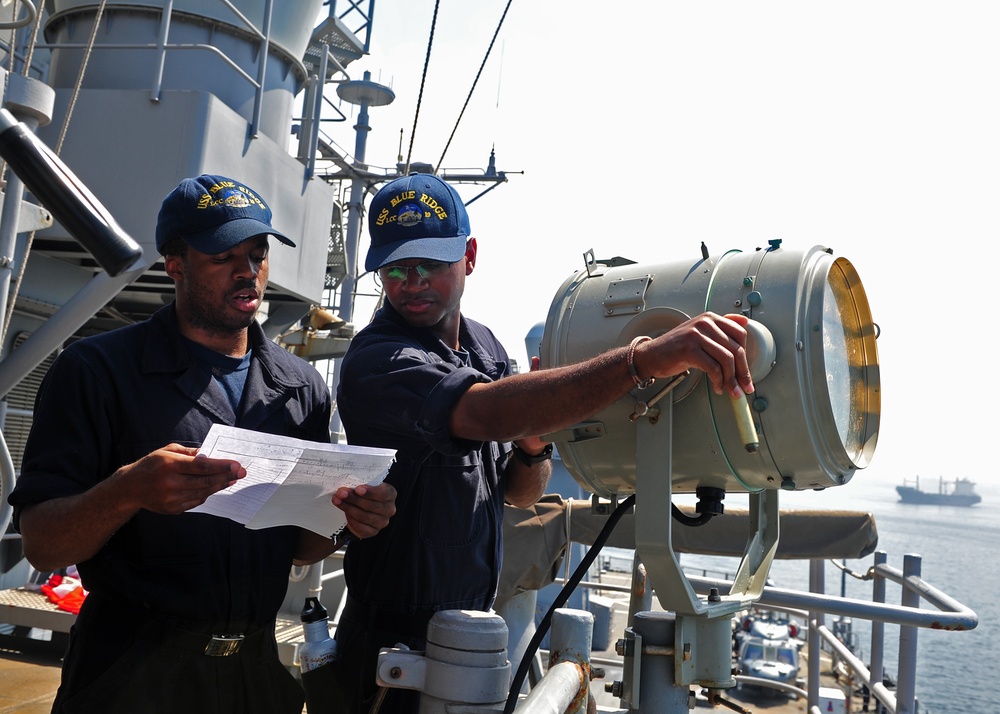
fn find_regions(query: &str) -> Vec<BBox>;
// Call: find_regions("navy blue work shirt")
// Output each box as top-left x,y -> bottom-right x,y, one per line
8,303 -> 332,631
336,302 -> 513,614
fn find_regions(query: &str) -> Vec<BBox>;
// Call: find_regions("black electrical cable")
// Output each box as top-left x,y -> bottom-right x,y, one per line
503,494 -> 635,714
503,488 -> 725,712
673,487 -> 725,527
670,503 -> 716,527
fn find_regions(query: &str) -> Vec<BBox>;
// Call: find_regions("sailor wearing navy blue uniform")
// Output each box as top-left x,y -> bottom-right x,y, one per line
8,174 -> 396,714
334,173 -> 756,714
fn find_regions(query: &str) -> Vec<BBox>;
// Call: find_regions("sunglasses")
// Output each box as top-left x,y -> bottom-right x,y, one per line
378,261 -> 453,283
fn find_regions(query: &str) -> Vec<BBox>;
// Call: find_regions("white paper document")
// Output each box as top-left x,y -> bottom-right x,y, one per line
191,424 -> 395,538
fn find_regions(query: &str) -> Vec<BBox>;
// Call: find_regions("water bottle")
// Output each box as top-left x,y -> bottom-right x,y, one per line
299,596 -> 338,672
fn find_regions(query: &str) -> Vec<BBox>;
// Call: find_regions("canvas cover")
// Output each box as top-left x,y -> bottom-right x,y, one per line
498,496 -> 878,603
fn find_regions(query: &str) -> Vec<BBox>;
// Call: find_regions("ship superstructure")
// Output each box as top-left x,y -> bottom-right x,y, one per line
0,4 -> 982,714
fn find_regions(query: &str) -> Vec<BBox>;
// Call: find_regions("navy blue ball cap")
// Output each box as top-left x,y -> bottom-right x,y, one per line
155,174 -> 294,255
365,173 -> 470,272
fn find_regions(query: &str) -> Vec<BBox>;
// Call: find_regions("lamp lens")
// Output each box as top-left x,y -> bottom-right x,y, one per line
824,259 -> 876,464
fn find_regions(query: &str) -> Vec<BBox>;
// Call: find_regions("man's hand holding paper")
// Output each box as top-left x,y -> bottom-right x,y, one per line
333,482 -> 397,541
192,424 -> 396,538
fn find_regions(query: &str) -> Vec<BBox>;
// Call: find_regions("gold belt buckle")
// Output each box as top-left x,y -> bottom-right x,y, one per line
204,634 -> 244,657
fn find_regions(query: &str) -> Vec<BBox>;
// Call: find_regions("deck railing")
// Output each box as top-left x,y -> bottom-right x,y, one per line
525,549 -> 975,714
679,551 -> 974,714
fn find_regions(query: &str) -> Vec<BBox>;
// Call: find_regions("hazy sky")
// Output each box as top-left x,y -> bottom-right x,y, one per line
323,1 -> 1000,496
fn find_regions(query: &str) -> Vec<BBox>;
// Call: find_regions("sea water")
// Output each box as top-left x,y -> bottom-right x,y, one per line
668,477 -> 999,714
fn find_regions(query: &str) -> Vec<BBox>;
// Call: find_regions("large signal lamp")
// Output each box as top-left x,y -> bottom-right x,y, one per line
538,242 -> 879,689
541,241 -> 880,498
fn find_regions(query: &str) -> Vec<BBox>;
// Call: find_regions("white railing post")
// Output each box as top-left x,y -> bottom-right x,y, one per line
548,609 -> 594,714
807,558 -> 825,712
896,555 -> 921,714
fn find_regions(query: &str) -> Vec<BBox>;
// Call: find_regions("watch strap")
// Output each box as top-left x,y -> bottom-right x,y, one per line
511,442 -> 553,466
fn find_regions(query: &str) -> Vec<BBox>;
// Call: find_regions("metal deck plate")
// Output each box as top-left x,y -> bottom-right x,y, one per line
0,588 -> 76,633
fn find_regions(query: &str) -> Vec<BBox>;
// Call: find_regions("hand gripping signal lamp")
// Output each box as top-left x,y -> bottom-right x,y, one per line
539,240 -> 879,706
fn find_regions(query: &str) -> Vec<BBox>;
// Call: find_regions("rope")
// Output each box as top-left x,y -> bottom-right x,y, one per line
0,0 -> 36,31
19,0 -> 44,73
1,0 -> 14,124
0,0 -> 43,184
3,2 -> 15,102
830,558 -> 875,582
402,0 -> 440,175
55,0 -> 108,154
0,0 -> 45,343
435,0 -> 514,174
2,0 -> 108,341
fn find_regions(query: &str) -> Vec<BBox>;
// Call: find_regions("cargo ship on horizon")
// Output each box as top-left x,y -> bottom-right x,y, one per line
896,476 -> 982,506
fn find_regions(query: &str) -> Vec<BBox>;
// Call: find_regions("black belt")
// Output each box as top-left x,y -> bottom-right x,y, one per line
81,592 -> 275,657
152,619 -> 271,657
88,593 -> 272,658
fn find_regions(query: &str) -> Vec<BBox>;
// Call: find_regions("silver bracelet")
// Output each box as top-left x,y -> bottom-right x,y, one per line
627,335 -> 655,388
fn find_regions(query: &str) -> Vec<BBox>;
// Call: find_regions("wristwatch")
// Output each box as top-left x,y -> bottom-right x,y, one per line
511,442 -> 553,466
